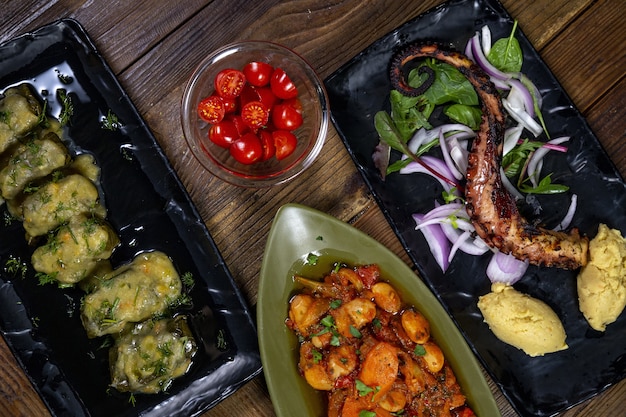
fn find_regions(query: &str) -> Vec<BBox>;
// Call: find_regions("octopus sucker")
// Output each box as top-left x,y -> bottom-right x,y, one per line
389,43 -> 588,269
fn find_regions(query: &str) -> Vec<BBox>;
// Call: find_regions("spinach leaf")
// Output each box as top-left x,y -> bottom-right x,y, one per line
444,104 -> 481,130
411,61 -> 478,106
488,21 -> 523,73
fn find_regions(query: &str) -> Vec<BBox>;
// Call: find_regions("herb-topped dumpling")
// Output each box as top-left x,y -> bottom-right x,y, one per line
0,84 -> 43,155
80,251 -> 183,338
31,215 -> 119,286
0,132 -> 70,200
18,173 -> 106,239
109,316 -> 197,394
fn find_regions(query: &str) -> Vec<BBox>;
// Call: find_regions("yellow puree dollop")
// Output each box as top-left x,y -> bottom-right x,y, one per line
478,282 -> 568,357
577,223 -> 626,331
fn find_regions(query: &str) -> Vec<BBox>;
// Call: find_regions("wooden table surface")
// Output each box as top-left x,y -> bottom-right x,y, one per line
1,0 -> 624,416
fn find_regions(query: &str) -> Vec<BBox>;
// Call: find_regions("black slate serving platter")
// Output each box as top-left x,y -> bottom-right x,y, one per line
0,19 -> 261,417
324,0 -> 626,416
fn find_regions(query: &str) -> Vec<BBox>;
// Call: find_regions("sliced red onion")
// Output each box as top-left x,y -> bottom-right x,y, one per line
486,251 -> 529,285
500,167 -> 524,200
438,129 -> 464,180
400,155 -> 458,191
470,33 -> 511,82
508,78 -> 536,118
526,136 -> 570,187
503,95 -> 543,137
439,222 -> 490,257
422,202 -> 466,221
413,214 -> 450,272
481,25 -> 492,56
554,194 -> 578,231
503,125 -> 524,156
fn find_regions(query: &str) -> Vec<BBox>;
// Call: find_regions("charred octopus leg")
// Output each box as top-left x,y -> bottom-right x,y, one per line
390,43 -> 588,269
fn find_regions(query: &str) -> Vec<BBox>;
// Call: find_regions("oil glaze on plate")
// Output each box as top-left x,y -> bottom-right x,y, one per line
324,0 -> 626,416
257,203 -> 500,417
0,19 -> 261,417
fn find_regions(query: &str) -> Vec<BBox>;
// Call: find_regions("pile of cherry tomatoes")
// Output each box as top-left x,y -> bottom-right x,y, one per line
197,61 -> 304,164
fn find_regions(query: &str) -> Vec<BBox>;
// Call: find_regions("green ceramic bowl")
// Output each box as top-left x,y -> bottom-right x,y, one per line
257,203 -> 501,417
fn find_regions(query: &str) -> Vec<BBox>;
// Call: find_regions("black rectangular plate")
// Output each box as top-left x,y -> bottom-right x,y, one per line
0,19 -> 261,417
325,0 -> 626,416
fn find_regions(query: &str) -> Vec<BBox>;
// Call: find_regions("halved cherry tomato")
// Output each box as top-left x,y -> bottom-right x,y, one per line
243,61 -> 274,87
270,68 -> 298,100
230,132 -> 263,164
241,101 -> 270,130
197,95 -> 226,124
272,103 -> 303,131
208,120 -> 239,148
214,69 -> 246,98
272,130 -> 297,160
258,130 -> 276,161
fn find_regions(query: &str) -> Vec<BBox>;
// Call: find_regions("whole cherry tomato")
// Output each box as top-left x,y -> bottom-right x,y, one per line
283,97 -> 303,114
243,61 -> 274,87
272,130 -> 297,160
214,68 -> 246,98
225,114 -> 250,136
230,132 -> 263,164
208,120 -> 239,148
270,68 -> 298,100
258,130 -> 276,161
197,95 -> 226,124
272,103 -> 303,131
241,101 -> 270,130
255,87 -> 278,109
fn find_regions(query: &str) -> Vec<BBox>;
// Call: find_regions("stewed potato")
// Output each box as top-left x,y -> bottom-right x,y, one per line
0,84 -> 42,155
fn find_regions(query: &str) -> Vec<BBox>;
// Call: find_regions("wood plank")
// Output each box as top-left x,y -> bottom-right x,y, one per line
539,0 -> 626,112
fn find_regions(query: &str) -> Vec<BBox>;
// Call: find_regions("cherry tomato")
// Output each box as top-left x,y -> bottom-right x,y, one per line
243,61 -> 274,87
230,132 -> 263,164
270,68 -> 298,100
255,87 -> 278,109
214,68 -> 246,98
225,114 -> 249,136
272,130 -> 297,160
222,96 -> 237,113
241,101 -> 270,130
258,130 -> 276,161
197,95 -> 226,124
272,103 -> 303,131
208,120 -> 239,148
283,97 -> 303,114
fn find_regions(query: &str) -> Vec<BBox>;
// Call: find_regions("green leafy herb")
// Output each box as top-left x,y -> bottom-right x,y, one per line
349,325 -> 362,338
359,411 -> 377,417
4,256 -> 27,279
518,173 -> 569,194
57,89 -> 73,126
355,379 -> 374,396
330,299 -> 342,309
305,253 -> 319,265
216,329 -> 227,349
487,20 -> 523,73
414,344 -> 426,356
101,109 -> 123,131
128,393 -> 136,407
312,348 -> 323,364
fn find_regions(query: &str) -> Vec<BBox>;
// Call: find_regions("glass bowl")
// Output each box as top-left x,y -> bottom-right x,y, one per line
181,41 -> 329,187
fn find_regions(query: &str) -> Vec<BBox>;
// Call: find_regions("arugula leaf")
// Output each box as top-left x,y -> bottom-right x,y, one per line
519,174 -> 569,194
501,139 -> 543,178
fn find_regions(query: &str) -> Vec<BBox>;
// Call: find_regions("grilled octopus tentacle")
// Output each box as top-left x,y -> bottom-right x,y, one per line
390,43 -> 588,269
